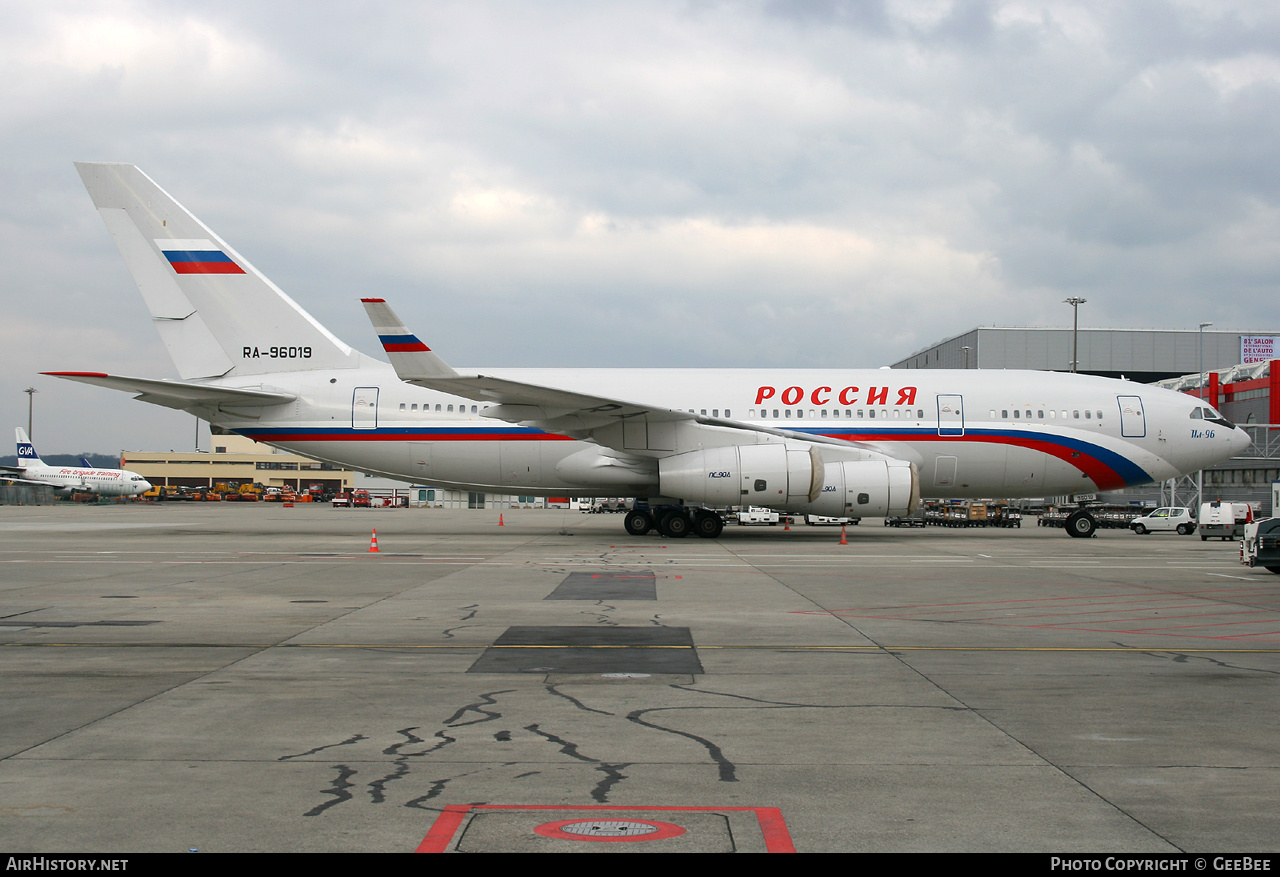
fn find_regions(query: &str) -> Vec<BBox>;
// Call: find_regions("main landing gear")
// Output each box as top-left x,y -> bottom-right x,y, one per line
624,507 -> 724,539
1065,509 -> 1097,538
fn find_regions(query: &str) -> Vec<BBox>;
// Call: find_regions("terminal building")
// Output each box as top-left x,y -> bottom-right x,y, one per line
893,326 -> 1273,382
121,434 -> 569,509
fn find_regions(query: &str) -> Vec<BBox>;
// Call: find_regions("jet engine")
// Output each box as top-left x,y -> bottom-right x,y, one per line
657,442 -> 917,517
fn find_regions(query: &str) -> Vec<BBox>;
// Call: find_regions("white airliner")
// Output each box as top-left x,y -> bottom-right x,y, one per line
48,163 -> 1250,538
1,428 -> 151,498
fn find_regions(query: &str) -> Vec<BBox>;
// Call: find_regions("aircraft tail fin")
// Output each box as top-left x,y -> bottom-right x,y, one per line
15,428 -> 42,468
74,162 -> 360,380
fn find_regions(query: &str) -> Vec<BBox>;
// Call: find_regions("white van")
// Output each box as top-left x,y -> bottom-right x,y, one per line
1198,501 -> 1252,541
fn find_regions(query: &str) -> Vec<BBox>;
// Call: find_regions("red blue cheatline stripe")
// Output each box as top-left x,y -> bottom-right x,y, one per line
236,426 -> 574,443
160,248 -> 245,275
238,425 -> 1152,489
378,334 -> 431,352
799,426 -> 1152,490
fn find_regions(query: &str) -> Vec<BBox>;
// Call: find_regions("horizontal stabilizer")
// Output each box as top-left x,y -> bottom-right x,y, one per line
43,372 -> 296,410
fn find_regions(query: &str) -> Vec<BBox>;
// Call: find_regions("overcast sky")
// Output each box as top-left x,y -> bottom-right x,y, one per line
3,0 -> 1279,453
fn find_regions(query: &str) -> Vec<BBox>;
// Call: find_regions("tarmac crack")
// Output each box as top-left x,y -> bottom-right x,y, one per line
524,722 -> 633,802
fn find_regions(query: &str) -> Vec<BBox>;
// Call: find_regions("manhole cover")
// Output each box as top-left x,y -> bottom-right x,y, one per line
534,818 -> 686,842
563,820 -> 658,837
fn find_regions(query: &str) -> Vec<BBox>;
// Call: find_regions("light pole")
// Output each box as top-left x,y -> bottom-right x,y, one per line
1198,322 -> 1213,401
1197,321 -> 1213,516
23,387 -> 36,439
1064,297 -> 1087,373
961,346 -> 970,369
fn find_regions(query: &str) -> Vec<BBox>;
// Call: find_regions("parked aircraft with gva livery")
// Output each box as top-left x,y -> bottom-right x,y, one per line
0,428 -> 151,497
49,163 -> 1250,538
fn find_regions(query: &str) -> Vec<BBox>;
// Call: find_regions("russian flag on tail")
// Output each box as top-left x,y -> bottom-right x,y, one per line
155,239 -> 245,275
378,333 -> 431,353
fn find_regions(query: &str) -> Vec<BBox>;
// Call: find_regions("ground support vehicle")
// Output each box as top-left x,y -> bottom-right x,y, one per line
885,507 -> 926,527
805,515 -> 860,526
1199,501 -> 1252,541
1241,518 -> 1280,574
736,507 -> 780,526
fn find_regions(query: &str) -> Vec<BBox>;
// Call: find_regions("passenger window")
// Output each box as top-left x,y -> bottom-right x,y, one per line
1085,410 -> 1091,419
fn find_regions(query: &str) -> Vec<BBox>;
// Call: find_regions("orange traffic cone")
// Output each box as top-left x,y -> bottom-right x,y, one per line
498,514 -> 504,526
839,525 -> 847,545
369,529 -> 379,552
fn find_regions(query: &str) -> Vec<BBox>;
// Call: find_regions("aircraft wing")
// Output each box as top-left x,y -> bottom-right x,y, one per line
360,298 -> 900,455
43,372 -> 296,411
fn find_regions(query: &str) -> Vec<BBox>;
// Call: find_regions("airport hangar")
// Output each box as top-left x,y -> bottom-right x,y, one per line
895,326 -> 1280,511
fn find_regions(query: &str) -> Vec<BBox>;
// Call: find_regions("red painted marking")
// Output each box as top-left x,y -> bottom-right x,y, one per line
417,805 -> 469,853
360,298 -> 386,303
417,804 -> 795,852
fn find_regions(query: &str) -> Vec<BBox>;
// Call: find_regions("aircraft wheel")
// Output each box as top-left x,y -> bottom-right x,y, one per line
1066,511 -> 1097,539
693,511 -> 723,539
658,510 -> 691,538
1133,524 -> 1147,535
624,510 -> 653,536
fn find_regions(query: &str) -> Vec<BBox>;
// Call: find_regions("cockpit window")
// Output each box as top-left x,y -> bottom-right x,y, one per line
1194,405 -> 1236,429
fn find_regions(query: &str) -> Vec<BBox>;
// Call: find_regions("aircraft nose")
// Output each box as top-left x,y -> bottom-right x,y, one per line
1231,426 -> 1254,455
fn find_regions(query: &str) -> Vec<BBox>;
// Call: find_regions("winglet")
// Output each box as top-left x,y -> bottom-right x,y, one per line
360,298 -> 459,381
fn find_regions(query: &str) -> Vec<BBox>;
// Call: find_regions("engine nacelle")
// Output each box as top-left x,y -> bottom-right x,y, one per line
658,443 -> 821,507
658,443 -> 918,518
798,459 -> 918,518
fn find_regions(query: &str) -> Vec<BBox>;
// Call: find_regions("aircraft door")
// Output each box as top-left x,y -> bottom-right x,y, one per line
352,387 -> 379,430
1117,395 -> 1145,438
937,395 -> 964,436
